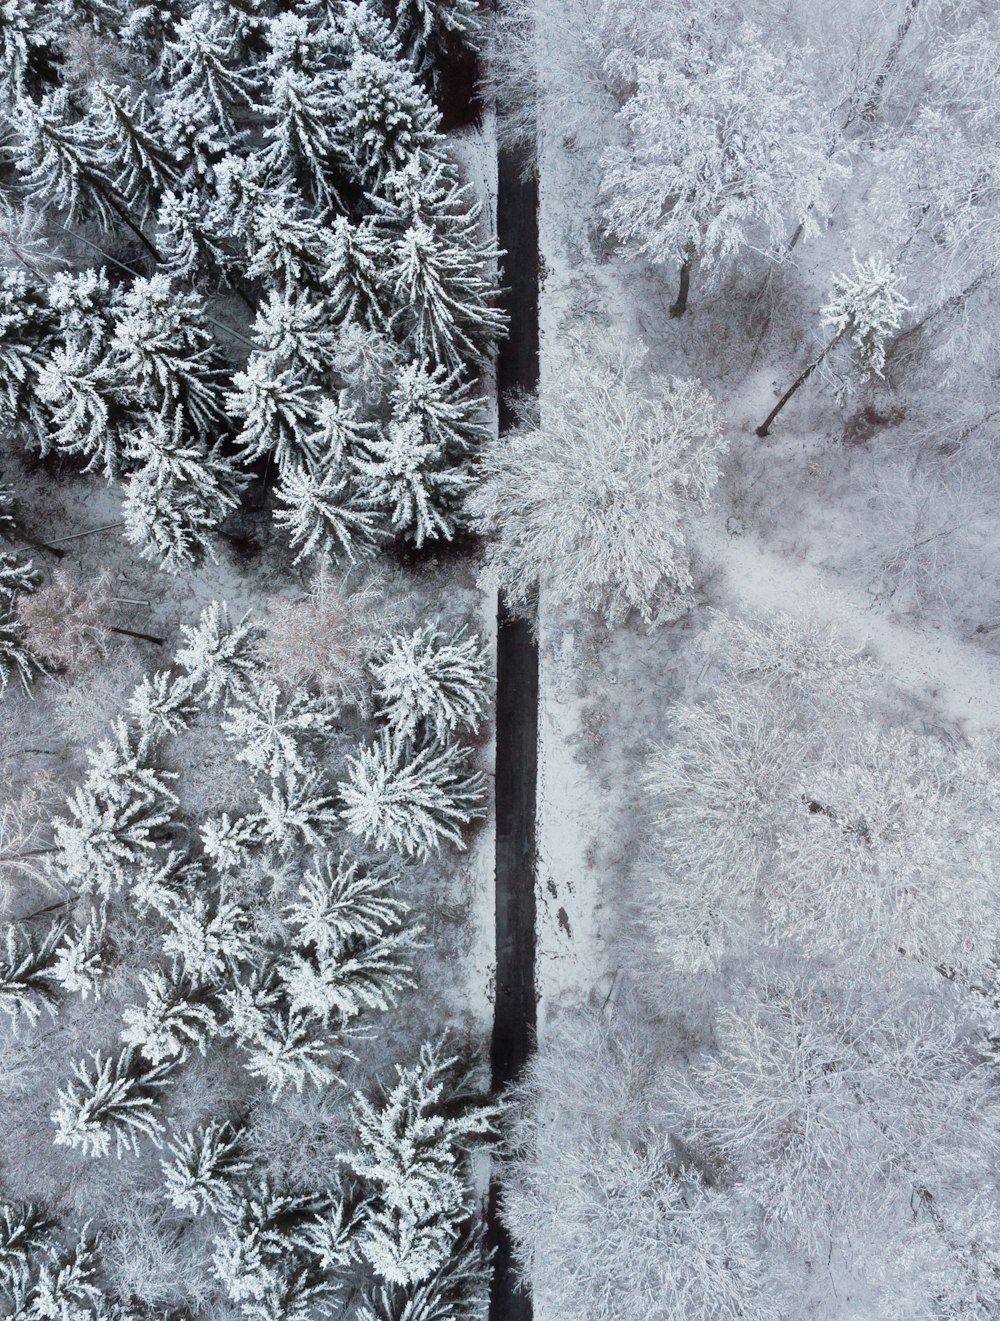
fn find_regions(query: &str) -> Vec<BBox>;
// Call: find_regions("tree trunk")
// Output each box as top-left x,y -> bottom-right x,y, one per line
670,259 -> 691,318
17,529 -> 65,559
859,0 -> 922,126
110,625 -> 164,646
755,332 -> 844,438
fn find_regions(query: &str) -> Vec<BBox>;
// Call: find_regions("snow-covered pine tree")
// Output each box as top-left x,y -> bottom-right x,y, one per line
370,624 -> 490,744
344,1038 -> 497,1286
158,87 -> 229,190
155,187 -> 229,283
224,975 -> 339,1094
321,216 -> 392,331
87,79 -> 176,221
225,352 -> 318,470
339,730 -> 485,859
121,969 -> 220,1066
373,158 -> 506,368
755,256 -> 911,437
390,359 -> 489,458
211,1184 -> 342,1314
259,11 -> 342,209
12,89 -> 119,230
222,676 -> 339,780
0,1201 -> 53,1293
210,156 -> 327,292
159,1 -> 259,136
393,0 -> 483,92
0,476 -> 16,541
0,0 -> 58,109
0,609 -> 39,696
111,274 -> 225,435
53,721 -> 178,896
337,34 -> 442,192
176,601 -> 262,710
127,670 -> 198,740
352,412 -> 470,547
51,1045 -> 172,1158
201,811 -> 267,873
0,267 -> 55,449
0,919 -> 63,1027
274,454 -> 379,566
252,287 -> 338,379
255,769 -> 340,855
121,410 -> 244,573
51,906 -> 107,1001
278,859 -> 415,1027
160,890 -> 255,983
285,857 -> 405,956
12,1232 -> 106,1320
0,549 -> 38,603
129,849 -> 206,915
35,342 -> 126,478
162,1119 -> 250,1216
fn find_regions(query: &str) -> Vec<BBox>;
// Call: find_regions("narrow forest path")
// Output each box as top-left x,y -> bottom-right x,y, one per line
485,121 -> 540,1321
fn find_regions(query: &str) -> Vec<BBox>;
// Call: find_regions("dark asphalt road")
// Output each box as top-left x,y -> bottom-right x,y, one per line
486,119 -> 540,1321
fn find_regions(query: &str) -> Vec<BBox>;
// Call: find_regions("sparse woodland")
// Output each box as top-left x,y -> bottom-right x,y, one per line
486,0 -> 1000,1318
0,0 -> 501,1318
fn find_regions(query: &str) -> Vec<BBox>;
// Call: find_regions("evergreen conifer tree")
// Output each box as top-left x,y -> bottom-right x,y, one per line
222,677 -> 339,781
88,79 -> 175,219
370,624 -> 490,744
0,919 -> 64,1027
51,1046 -> 172,1158
121,970 -> 220,1066
162,1119 -> 250,1216
339,731 -> 485,859
176,601 -> 262,709
0,268 -> 55,449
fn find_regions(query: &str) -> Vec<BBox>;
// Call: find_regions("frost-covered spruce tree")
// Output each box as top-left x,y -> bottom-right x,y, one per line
176,601 -> 262,709
210,157 -> 326,292
222,677 -> 339,780
53,721 -> 178,896
0,920 -> 63,1027
51,1046 -> 172,1158
0,1200 -> 53,1292
10,1232 -> 107,1320
275,459 -> 379,567
0,0 -> 58,108
162,1120 -> 250,1216
260,11 -> 342,208
211,1183 -> 344,1315
52,907 -> 107,1001
252,286 -> 339,379
155,186 -> 229,282
122,410 -> 244,573
12,89 -> 119,231
160,891 -> 255,982
0,549 -> 37,602
224,974 -> 338,1094
35,343 -> 124,478
120,970 -> 220,1066
278,859 -> 415,1026
340,730 -> 485,859
322,216 -> 391,331
0,608 -> 38,696
343,1038 -> 497,1286
374,159 -> 506,367
87,79 -> 175,220
159,0 -> 259,136
111,274 -> 225,435
371,624 -> 489,743
337,22 -> 442,192
390,360 -> 489,457
128,670 -> 198,740
352,415 -> 470,547
470,337 -> 725,623
226,353 -> 317,470
256,769 -> 340,855
393,0 -> 483,91
0,268 -> 55,448
756,255 -> 909,437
